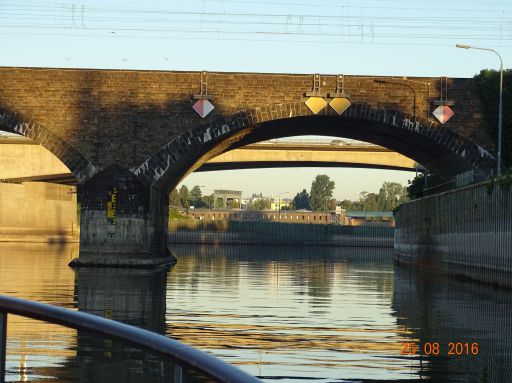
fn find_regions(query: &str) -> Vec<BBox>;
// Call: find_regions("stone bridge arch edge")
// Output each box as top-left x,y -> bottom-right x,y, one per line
0,109 -> 97,185
132,101 -> 497,193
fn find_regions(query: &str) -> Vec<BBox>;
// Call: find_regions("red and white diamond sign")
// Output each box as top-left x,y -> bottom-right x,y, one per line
193,99 -> 214,118
432,105 -> 454,124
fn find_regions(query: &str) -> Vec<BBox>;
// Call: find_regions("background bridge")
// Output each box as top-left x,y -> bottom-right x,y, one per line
0,135 -> 422,185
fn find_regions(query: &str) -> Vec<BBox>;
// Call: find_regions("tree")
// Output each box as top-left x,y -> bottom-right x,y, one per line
354,191 -> 379,211
407,174 -> 425,200
169,188 -> 181,207
377,182 -> 408,210
190,185 -> 204,208
339,199 -> 353,210
202,194 -> 214,209
251,197 -> 271,210
309,175 -> 335,211
179,185 -> 190,208
473,69 -> 512,169
291,189 -> 311,210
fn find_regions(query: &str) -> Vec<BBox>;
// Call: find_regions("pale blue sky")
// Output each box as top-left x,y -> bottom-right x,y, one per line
1,0 -> 511,200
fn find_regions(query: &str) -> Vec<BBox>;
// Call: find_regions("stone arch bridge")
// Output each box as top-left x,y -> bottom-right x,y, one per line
0,67 -> 495,266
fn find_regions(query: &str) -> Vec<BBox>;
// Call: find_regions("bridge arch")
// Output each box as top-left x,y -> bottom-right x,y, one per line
133,102 -> 496,193
0,108 -> 96,184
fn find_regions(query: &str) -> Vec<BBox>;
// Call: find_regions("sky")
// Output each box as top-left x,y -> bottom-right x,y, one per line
1,0 -> 511,200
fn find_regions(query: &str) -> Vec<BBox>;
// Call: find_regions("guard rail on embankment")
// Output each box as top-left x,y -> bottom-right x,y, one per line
394,180 -> 512,288
169,220 -> 394,247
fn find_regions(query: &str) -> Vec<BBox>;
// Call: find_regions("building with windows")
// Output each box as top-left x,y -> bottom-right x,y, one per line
212,190 -> 242,209
186,208 -> 349,225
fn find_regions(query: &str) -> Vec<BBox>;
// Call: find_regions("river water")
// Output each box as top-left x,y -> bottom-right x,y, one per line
0,242 -> 511,382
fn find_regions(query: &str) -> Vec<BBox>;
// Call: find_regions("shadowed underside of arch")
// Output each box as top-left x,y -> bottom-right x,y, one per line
0,108 -> 96,184
132,102 -> 496,193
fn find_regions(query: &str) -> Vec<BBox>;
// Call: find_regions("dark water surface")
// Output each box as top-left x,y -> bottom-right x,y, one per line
0,242 -> 511,382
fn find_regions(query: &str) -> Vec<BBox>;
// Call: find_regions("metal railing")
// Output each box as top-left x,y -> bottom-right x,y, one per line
423,169 -> 493,196
0,295 -> 261,383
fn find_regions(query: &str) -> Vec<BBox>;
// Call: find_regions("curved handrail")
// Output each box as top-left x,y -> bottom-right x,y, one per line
0,295 -> 261,383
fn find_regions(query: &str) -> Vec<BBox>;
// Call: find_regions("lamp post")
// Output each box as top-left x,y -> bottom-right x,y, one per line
456,44 -> 504,176
277,192 -> 289,221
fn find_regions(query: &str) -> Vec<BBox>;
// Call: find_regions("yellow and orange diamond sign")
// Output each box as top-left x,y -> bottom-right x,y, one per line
329,97 -> 351,115
305,97 -> 327,115
432,105 -> 454,124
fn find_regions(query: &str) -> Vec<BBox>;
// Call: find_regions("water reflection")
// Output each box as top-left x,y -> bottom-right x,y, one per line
393,266 -> 512,382
0,242 -> 511,382
166,245 -> 413,381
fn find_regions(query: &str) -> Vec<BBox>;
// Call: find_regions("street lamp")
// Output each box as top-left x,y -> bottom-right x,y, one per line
456,44 -> 504,176
277,192 -> 289,221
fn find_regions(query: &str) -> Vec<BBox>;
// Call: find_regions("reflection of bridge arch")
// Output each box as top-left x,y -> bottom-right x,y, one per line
133,102 -> 495,193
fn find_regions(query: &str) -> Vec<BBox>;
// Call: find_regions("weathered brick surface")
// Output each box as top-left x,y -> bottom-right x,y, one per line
0,67 -> 494,185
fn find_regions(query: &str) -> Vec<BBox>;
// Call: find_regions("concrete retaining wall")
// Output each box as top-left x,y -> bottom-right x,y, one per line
394,181 -> 512,288
169,220 -> 394,247
0,182 -> 78,242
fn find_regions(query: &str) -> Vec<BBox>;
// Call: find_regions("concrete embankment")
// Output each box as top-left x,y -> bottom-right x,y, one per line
169,220 -> 394,247
0,182 -> 78,242
394,181 -> 512,288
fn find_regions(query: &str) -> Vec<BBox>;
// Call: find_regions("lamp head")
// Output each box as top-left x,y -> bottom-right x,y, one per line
456,44 -> 471,49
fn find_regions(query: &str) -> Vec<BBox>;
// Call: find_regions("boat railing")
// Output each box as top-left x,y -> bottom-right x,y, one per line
0,295 -> 261,383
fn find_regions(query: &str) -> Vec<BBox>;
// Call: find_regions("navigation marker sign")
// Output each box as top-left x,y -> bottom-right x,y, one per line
193,99 -> 215,118
432,105 -> 454,124
305,97 -> 327,115
329,97 -> 351,115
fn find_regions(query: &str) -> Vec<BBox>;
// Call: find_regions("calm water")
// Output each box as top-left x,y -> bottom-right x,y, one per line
0,242 -> 511,382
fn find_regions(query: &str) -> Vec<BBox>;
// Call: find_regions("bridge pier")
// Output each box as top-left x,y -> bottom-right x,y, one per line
69,167 -> 174,268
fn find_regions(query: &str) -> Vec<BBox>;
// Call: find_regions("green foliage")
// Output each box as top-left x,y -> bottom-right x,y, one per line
377,181 -> 409,210
338,199 -> 354,210
473,69 -> 512,168
190,185 -> 205,208
343,181 -> 409,210
169,188 -> 181,207
202,194 -> 214,209
179,185 -> 190,208
487,171 -> 512,194
407,174 -> 425,199
214,198 -> 225,209
169,207 -> 189,220
498,172 -> 512,191
310,174 -> 335,211
249,197 -> 271,210
291,189 -> 311,210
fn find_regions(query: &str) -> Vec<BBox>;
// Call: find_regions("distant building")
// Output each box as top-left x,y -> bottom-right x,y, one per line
185,208 -> 394,226
345,211 -> 395,227
213,189 -> 242,209
270,200 -> 291,211
186,208 -> 349,225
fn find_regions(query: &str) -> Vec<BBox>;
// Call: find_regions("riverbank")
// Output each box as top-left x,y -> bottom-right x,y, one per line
169,219 -> 394,247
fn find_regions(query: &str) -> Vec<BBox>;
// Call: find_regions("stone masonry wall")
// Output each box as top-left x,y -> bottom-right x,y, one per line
0,67 -> 492,172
